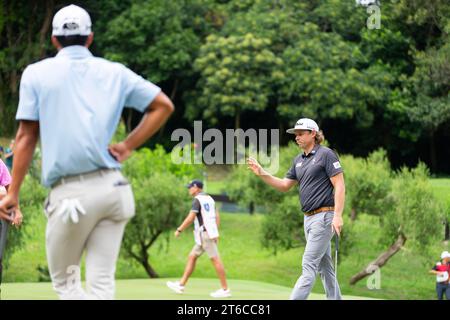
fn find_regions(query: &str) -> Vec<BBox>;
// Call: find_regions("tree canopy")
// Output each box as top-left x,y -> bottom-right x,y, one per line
1,0 -> 449,173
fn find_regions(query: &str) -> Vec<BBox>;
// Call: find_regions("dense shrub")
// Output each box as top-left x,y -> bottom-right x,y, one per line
383,163 -> 443,250
340,149 -> 392,219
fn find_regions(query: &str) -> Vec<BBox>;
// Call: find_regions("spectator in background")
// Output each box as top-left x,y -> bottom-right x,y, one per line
5,140 -> 14,171
0,159 -> 11,198
0,158 -> 22,226
430,251 -> 450,300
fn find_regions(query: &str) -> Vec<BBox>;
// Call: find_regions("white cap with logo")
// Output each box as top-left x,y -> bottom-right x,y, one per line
286,118 -> 319,134
52,4 -> 92,36
441,251 -> 450,260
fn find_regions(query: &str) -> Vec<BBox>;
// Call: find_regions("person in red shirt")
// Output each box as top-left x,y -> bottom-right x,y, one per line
430,251 -> 450,300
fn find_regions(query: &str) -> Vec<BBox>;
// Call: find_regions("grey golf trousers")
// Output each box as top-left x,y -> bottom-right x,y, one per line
44,169 -> 135,300
289,211 -> 342,300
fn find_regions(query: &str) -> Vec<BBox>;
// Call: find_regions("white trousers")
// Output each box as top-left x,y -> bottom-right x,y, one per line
44,169 -> 135,300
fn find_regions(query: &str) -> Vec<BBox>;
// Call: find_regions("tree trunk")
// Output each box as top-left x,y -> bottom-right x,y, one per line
170,78 -> 179,101
235,107 -> 241,130
142,258 -> 159,278
126,108 -> 133,132
350,208 -> 357,221
249,202 -> 254,215
429,130 -> 437,173
140,249 -> 159,278
0,89 -> 4,116
157,79 -> 179,139
38,0 -> 55,58
350,232 -> 407,285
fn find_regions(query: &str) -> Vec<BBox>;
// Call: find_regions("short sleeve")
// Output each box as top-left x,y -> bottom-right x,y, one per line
16,66 -> 39,121
122,66 -> 161,113
191,198 -> 201,213
0,160 -> 11,186
285,158 -> 298,180
324,149 -> 343,178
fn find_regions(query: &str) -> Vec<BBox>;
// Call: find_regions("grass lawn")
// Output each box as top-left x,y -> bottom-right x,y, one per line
205,180 -> 226,195
3,211 -> 446,300
429,178 -> 450,207
2,278 -> 374,300
2,165 -> 449,300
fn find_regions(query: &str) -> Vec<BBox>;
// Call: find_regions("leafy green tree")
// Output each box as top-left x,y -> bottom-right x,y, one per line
310,0 -> 368,41
1,0 -> 449,176
100,0 -> 217,138
350,163 -> 443,284
261,195 -> 304,253
278,23 -> 379,128
103,0 -> 203,86
387,0 -> 450,50
220,1 -> 305,53
121,172 -> 189,278
0,0 -> 133,136
120,146 -> 201,278
122,145 -> 202,181
406,42 -> 450,171
341,149 -> 392,221
0,0 -> 56,135
190,33 -> 283,128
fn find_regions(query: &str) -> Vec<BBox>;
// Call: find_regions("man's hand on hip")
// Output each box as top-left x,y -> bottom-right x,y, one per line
108,142 -> 133,163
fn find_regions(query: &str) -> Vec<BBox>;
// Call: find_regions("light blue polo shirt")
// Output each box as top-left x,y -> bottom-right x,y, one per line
16,46 -> 161,187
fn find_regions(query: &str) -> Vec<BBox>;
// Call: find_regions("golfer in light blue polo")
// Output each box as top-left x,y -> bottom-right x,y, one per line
0,4 -> 174,300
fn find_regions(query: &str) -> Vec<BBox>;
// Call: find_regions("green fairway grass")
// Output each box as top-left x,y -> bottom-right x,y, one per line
3,175 -> 449,300
429,178 -> 450,206
2,278 -> 374,300
4,212 -> 444,300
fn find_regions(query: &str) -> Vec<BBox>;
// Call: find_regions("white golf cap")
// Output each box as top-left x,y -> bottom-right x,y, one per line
52,4 -> 92,36
286,118 -> 319,134
441,251 -> 450,259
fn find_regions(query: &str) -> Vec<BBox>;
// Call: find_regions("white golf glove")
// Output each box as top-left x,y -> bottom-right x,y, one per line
55,198 -> 86,224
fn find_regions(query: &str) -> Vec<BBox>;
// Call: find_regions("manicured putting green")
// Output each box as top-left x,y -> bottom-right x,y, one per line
2,278 -> 375,300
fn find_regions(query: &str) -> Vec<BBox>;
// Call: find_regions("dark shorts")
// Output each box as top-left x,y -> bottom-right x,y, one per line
436,282 -> 450,300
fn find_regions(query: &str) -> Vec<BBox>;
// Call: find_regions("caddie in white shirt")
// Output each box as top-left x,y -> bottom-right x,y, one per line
167,180 -> 231,298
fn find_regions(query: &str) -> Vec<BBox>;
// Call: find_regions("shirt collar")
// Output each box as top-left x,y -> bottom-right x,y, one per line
302,144 -> 320,159
56,46 -> 93,59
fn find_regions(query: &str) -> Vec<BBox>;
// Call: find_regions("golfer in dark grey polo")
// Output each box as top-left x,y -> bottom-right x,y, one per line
248,118 -> 345,300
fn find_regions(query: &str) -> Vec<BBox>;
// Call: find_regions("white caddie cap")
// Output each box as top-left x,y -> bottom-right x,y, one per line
286,118 -> 319,134
441,251 -> 450,259
52,4 -> 92,36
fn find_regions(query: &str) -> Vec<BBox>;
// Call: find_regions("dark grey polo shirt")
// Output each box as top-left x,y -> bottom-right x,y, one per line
285,145 -> 343,213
